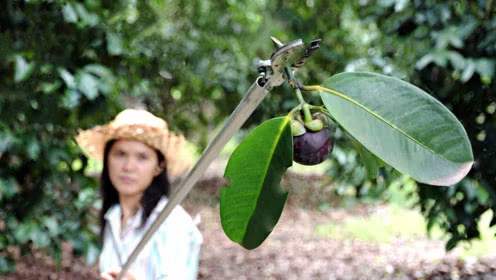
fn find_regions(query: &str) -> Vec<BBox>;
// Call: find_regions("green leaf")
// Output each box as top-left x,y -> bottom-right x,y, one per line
85,64 -> 115,94
416,51 -> 448,69
14,222 -> 35,244
74,3 -> 99,26
319,72 -> 473,186
490,208 -> 496,227
58,68 -> 76,88
76,71 -> 99,100
39,81 -> 62,94
62,4 -> 78,23
84,64 -> 112,77
61,89 -> 81,109
106,32 -> 124,55
0,256 -> 15,274
447,51 -> 465,70
474,58 -> 495,81
43,217 -> 60,236
461,59 -> 476,82
220,116 -> 292,249
445,236 -> 459,251
14,55 -> 34,82
26,136 -> 41,160
0,178 -> 20,200
0,126 -> 15,155
32,229 -> 50,248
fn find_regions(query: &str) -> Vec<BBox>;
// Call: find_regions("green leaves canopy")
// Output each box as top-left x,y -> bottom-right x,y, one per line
319,72 -> 473,186
220,116 -> 292,249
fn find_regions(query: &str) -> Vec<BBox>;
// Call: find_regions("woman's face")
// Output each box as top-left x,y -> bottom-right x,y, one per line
107,139 -> 161,197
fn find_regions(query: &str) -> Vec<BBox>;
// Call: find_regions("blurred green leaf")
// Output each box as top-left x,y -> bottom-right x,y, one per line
14,223 -> 35,244
61,89 -> 81,109
58,68 -> 76,88
106,32 -> 124,56
14,56 -> 34,82
32,230 -> 50,248
76,188 -> 96,210
446,236 -> 459,251
74,3 -> 99,26
0,256 -> 14,274
447,51 -> 465,70
43,217 -> 59,236
62,3 -> 78,23
434,28 -> 464,49
416,51 -> 448,69
0,128 -> 14,155
76,72 -> 99,100
0,178 -> 19,200
39,81 -> 62,94
461,59 -> 476,82
26,137 -> 41,160
474,59 -> 495,81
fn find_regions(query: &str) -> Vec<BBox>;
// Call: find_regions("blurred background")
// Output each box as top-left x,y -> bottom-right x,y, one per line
0,0 -> 495,279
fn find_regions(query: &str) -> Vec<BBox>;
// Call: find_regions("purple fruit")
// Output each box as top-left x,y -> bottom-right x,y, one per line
293,128 -> 333,165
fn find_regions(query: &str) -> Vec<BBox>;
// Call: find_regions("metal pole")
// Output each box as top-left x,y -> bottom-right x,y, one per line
117,76 -> 274,279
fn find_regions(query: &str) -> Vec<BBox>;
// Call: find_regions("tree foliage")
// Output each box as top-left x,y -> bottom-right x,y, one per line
0,0 -> 271,271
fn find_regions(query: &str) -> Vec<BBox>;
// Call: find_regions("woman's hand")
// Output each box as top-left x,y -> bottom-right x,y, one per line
100,267 -> 137,280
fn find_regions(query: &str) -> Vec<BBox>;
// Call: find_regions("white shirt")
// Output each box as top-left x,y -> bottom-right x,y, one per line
99,197 -> 203,280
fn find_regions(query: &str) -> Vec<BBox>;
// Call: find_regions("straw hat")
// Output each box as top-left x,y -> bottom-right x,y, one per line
75,109 -> 192,181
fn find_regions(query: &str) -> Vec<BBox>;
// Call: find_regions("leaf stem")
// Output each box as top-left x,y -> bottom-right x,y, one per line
302,85 -> 343,97
302,84 -> 360,110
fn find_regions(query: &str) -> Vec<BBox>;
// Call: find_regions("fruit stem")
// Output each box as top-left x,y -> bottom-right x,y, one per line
296,87 -> 313,123
302,103 -> 312,123
295,87 -> 306,106
285,66 -> 307,106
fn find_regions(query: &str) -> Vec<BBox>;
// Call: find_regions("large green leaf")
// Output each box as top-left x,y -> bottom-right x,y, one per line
319,72 -> 473,186
220,116 -> 292,249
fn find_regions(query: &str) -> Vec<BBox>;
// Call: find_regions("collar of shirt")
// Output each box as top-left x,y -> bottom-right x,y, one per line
104,197 -> 169,240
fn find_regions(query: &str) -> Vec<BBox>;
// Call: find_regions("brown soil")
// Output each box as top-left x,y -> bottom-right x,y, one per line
4,173 -> 496,279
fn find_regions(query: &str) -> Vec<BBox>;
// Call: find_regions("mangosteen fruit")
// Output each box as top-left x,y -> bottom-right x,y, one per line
293,127 -> 333,165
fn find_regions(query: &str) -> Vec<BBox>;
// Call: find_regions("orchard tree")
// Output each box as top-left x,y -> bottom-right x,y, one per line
0,0 -> 279,272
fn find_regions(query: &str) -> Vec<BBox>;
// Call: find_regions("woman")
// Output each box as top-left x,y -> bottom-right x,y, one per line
76,109 -> 202,280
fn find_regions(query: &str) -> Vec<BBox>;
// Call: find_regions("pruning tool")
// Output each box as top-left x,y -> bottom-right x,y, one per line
116,37 -> 321,279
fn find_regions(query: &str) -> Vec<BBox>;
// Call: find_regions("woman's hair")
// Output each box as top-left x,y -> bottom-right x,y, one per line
99,139 -> 170,239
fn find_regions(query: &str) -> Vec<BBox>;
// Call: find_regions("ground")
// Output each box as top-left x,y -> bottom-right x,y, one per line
195,203 -> 496,280
4,172 -> 496,279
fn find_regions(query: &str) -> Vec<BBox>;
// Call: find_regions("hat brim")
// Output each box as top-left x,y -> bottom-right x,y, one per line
75,124 -> 193,182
